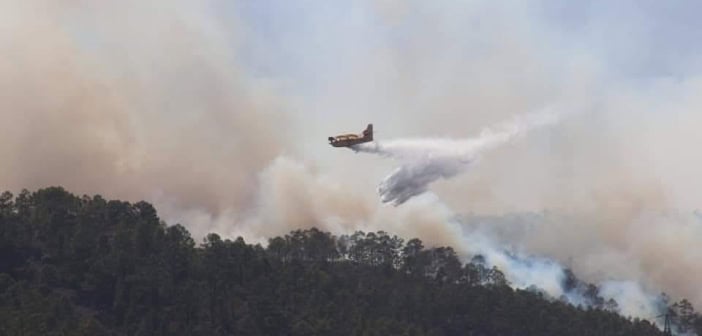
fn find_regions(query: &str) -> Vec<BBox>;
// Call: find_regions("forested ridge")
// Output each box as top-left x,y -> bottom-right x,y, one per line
1,187 -> 700,335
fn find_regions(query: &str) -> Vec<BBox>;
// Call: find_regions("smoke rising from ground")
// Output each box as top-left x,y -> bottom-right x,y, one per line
458,223 -> 665,323
354,111 -> 560,205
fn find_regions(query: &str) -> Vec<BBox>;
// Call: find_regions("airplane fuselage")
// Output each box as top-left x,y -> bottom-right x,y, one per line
329,124 -> 373,148
329,137 -> 371,147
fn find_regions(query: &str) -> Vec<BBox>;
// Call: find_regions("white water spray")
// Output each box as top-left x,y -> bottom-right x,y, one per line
354,110 -> 561,205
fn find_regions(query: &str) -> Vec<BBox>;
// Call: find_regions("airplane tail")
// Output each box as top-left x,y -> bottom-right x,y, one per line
363,124 -> 373,141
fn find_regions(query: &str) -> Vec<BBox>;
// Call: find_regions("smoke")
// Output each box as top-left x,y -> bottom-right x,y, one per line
155,155 -> 467,253
458,223 -> 665,323
354,110 -> 561,205
0,0 -> 289,216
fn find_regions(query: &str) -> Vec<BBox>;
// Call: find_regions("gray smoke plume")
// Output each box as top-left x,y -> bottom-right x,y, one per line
354,111 -> 561,205
458,223 -> 665,322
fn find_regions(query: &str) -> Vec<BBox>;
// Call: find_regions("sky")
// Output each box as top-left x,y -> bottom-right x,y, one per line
2,0 -> 702,313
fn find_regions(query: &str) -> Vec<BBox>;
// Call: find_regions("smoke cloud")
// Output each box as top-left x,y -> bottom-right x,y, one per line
0,0 -> 288,215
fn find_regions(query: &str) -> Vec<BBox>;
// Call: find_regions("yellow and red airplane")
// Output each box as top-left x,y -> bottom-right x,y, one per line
328,124 -> 373,148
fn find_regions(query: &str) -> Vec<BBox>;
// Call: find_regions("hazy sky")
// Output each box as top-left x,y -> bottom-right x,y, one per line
236,1 -> 702,88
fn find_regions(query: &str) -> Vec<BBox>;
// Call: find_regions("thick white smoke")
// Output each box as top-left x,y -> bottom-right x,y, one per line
354,111 -> 561,205
459,225 -> 664,322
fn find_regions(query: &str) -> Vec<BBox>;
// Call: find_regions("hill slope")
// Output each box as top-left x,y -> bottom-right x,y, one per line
1,187 -> 698,335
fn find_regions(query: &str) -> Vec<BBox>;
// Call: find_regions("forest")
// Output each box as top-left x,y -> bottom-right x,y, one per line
0,187 -> 700,335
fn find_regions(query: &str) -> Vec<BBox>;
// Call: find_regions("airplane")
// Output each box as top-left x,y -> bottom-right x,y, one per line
328,124 -> 373,148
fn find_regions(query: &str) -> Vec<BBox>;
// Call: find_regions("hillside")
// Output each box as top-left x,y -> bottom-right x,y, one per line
0,187 -> 698,335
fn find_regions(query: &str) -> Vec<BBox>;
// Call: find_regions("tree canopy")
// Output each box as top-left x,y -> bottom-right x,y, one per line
0,187 -> 698,335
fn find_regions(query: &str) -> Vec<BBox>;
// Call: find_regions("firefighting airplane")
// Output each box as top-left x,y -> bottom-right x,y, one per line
328,124 -> 373,148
